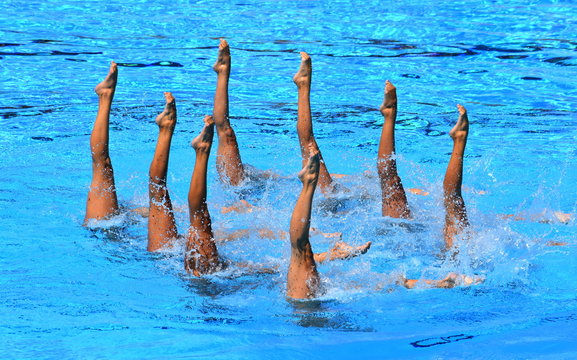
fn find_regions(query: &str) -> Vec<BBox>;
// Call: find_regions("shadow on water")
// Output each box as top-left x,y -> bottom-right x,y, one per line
88,224 -> 130,243
0,39 -> 183,65
410,333 -> 475,348
288,298 -> 374,331
180,266 -> 278,299
116,61 -> 183,68
1,105 -> 64,120
375,221 -> 429,235
0,50 -> 102,57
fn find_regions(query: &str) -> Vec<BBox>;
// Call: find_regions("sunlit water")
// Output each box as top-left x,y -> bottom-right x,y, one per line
1,0 -> 576,358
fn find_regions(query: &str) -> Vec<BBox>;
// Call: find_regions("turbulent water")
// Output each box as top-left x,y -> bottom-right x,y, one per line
1,0 -> 576,358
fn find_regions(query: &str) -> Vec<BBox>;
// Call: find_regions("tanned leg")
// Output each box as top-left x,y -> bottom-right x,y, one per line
293,52 -> 334,193
147,92 -> 179,251
85,62 -> 120,223
212,39 -> 244,185
377,80 -> 411,219
185,116 -> 220,276
443,105 -> 470,249
287,146 -> 322,299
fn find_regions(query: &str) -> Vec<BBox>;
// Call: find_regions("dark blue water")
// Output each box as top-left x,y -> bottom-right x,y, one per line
1,0 -> 577,358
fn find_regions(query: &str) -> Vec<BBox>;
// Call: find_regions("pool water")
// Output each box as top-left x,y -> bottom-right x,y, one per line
1,0 -> 577,358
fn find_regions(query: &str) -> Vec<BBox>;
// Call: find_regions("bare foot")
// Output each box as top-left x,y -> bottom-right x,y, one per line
191,116 -> 215,153
94,61 -> 118,96
293,52 -> 312,88
155,92 -> 177,129
328,240 -> 372,261
213,39 -> 231,74
379,80 -> 397,115
298,144 -> 320,186
449,104 -> 469,140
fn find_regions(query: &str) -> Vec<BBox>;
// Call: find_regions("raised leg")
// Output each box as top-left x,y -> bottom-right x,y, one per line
287,145 -> 322,299
147,92 -> 178,251
443,105 -> 470,248
212,39 -> 244,185
85,62 -> 120,223
377,80 -> 411,219
293,52 -> 334,193
185,116 -> 220,276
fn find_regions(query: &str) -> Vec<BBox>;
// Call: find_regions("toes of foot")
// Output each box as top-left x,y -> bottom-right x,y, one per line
203,115 -> 215,125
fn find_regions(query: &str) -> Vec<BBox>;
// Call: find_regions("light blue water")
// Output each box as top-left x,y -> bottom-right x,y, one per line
1,0 -> 577,358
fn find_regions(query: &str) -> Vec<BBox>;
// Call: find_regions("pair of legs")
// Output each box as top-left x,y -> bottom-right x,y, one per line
147,93 -> 219,275
376,81 -> 470,247
212,44 -> 341,192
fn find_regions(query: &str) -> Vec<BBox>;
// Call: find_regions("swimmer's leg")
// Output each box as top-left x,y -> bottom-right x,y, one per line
287,146 -> 322,299
293,52 -> 334,193
185,116 -> 220,276
443,105 -> 470,249
377,80 -> 411,218
147,92 -> 179,251
85,62 -> 120,223
212,39 -> 244,185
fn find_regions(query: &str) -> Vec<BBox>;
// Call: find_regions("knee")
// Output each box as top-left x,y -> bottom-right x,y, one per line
149,177 -> 168,201
299,134 -> 315,146
93,155 -> 113,169
149,174 -> 166,187
444,193 -> 465,210
377,159 -> 395,177
220,126 -> 237,144
379,171 -> 401,188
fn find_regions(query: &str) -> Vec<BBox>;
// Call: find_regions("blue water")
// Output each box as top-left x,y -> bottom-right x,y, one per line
1,0 -> 577,358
